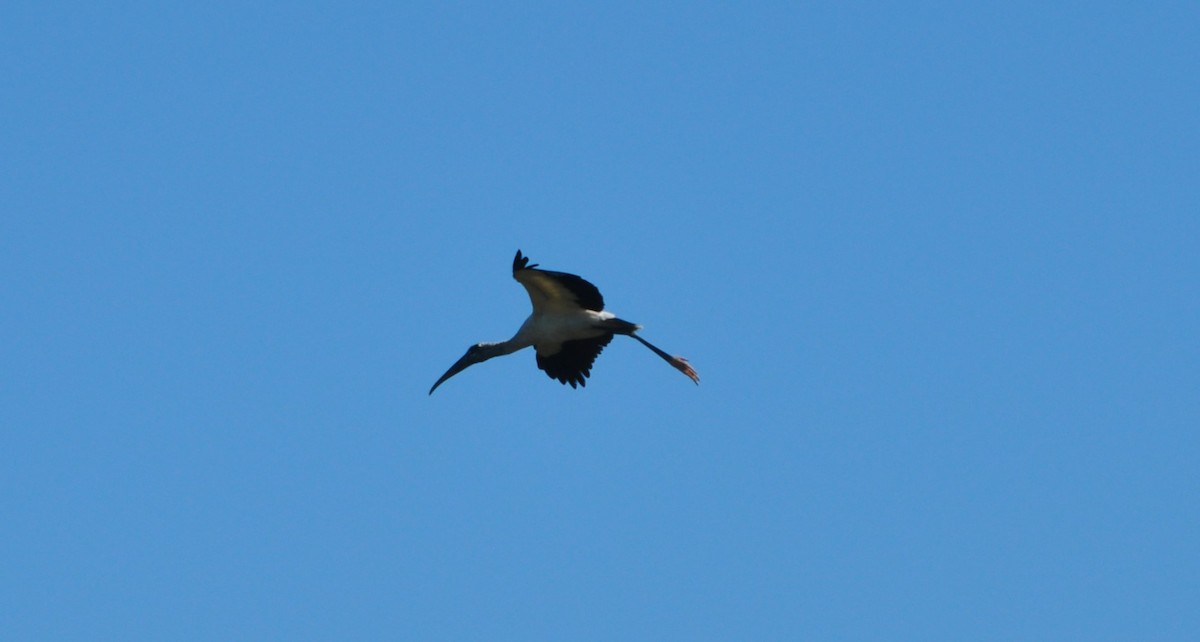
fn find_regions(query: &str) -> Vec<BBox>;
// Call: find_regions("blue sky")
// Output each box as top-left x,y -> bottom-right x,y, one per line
3,2 -> 1197,639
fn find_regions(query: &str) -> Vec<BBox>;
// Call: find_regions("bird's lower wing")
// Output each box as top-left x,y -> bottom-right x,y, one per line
536,334 -> 613,388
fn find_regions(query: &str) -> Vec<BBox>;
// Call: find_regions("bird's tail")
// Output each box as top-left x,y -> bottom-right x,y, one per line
600,317 -> 642,335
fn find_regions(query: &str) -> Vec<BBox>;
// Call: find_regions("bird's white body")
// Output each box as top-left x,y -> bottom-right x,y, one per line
515,309 -> 615,356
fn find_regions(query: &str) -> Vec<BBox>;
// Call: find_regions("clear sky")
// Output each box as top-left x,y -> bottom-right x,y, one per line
3,2 -> 1197,640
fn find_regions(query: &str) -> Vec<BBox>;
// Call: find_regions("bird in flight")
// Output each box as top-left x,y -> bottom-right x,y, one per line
429,250 -> 700,394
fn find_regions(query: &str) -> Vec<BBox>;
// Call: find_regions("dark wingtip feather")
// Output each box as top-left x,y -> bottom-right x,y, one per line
513,249 -> 539,272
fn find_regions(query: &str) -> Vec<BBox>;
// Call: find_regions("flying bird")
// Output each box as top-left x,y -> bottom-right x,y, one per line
429,250 -> 700,394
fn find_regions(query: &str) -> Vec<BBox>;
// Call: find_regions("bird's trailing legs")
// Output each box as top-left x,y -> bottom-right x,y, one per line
599,317 -> 699,385
628,333 -> 700,385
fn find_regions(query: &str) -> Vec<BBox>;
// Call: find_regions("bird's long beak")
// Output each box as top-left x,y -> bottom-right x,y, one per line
428,351 -> 478,395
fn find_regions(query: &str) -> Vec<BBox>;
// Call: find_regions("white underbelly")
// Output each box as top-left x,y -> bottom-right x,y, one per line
517,310 -> 612,355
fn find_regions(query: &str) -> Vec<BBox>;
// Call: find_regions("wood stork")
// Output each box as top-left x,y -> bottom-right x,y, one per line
429,250 -> 700,394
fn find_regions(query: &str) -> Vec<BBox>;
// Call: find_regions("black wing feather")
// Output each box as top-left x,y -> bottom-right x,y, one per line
513,250 -> 539,272
513,249 -> 605,311
536,334 -> 613,388
535,269 -> 604,311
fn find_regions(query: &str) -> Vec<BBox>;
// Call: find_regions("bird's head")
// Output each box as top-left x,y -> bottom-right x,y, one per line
428,343 -> 492,395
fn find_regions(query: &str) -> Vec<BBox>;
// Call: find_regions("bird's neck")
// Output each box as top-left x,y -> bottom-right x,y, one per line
478,339 -> 527,359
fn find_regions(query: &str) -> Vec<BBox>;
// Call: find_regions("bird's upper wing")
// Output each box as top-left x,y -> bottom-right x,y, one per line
512,250 -> 605,313
536,334 -> 613,388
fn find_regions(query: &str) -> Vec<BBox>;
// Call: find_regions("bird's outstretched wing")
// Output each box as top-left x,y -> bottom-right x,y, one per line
513,250 -> 605,313
535,334 -> 613,388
